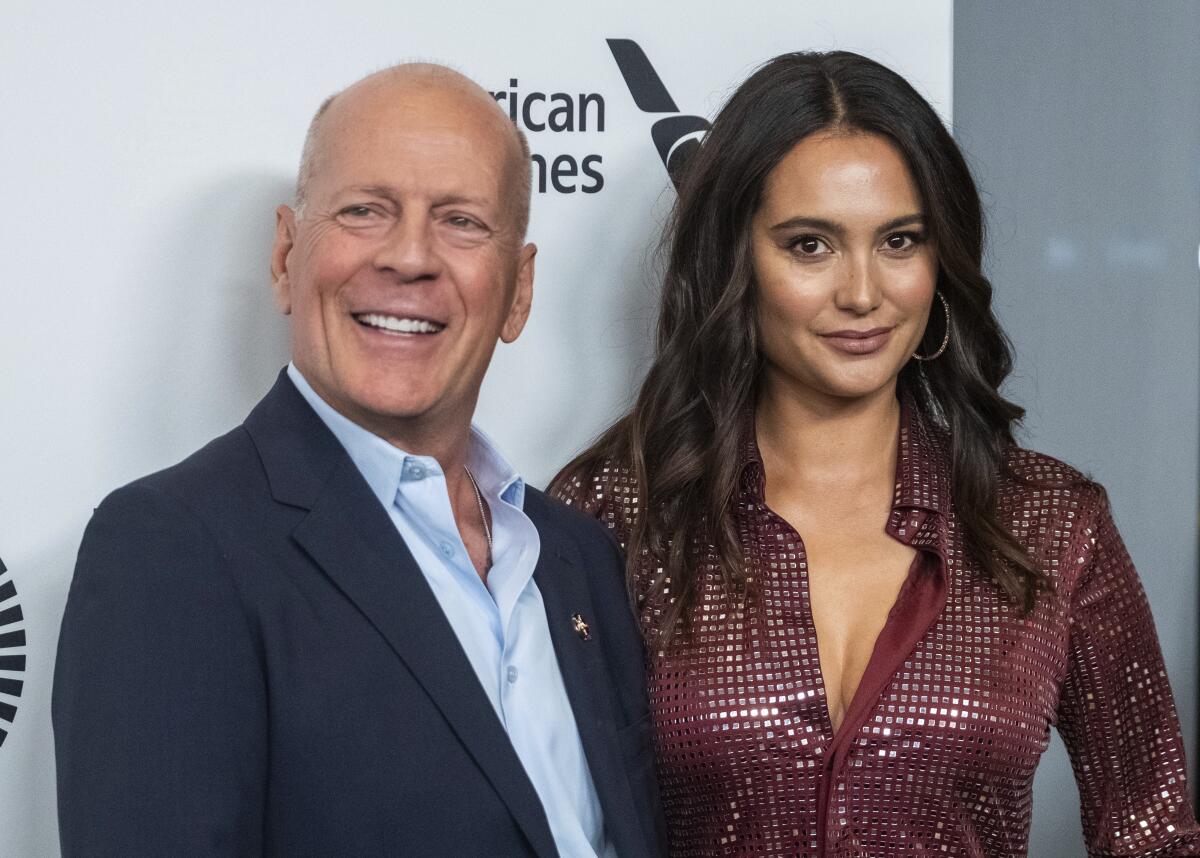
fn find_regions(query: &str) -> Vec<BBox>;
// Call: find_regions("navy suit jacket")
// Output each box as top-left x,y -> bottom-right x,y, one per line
53,372 -> 666,857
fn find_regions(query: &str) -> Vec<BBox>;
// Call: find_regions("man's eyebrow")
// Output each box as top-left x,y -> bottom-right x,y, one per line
430,194 -> 492,209
334,187 -> 494,211
768,213 -> 926,236
340,185 -> 398,198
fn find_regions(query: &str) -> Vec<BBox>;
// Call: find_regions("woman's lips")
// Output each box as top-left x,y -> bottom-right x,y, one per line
820,327 -> 894,355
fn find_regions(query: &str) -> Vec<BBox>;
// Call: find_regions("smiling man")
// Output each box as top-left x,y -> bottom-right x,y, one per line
53,64 -> 665,858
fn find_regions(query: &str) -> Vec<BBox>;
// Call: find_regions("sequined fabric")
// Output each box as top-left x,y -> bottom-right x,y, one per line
554,403 -> 1199,856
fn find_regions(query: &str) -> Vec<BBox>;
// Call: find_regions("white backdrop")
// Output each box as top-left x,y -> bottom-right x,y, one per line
0,2 -> 951,854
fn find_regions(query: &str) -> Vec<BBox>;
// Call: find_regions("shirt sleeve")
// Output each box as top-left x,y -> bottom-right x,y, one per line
1056,487 -> 1200,856
53,483 -> 268,856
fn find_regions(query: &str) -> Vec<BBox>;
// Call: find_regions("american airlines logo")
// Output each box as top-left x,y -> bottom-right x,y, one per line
606,39 -> 711,189
491,39 -> 709,195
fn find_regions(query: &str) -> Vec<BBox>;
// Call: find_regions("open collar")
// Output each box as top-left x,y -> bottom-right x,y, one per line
284,363 -> 526,514
737,391 -> 953,559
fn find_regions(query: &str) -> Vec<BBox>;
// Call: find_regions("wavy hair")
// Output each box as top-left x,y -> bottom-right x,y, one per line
552,51 -> 1048,640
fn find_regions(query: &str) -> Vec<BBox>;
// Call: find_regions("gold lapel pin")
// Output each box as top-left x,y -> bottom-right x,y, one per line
571,613 -> 591,641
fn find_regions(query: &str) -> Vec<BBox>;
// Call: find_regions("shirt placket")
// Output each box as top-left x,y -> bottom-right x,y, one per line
754,501 -> 947,856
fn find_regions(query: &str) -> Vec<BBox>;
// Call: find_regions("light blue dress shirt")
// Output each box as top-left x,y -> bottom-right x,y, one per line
287,365 -> 614,858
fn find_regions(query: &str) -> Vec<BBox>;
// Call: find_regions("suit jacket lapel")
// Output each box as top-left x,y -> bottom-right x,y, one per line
246,373 -> 559,858
532,517 -> 647,858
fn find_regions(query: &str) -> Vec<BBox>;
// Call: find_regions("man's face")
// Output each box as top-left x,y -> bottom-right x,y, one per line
271,78 -> 535,445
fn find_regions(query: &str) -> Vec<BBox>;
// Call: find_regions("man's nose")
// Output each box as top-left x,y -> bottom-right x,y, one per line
834,253 -> 883,315
372,216 -> 442,282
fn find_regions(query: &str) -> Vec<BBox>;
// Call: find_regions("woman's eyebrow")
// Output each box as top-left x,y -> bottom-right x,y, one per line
875,213 -> 926,234
768,216 -> 846,236
768,213 -> 926,236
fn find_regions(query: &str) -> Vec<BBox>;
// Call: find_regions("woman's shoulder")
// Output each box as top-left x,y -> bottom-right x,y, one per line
549,455 -> 640,547
996,444 -> 1113,572
999,444 -> 1101,499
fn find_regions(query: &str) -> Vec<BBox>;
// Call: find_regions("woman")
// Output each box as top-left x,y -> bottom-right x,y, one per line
551,52 -> 1199,856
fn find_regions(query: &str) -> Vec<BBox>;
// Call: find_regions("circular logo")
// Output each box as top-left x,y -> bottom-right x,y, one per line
0,559 -> 26,748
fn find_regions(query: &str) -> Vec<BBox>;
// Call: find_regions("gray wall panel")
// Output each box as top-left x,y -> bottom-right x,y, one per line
954,2 -> 1199,855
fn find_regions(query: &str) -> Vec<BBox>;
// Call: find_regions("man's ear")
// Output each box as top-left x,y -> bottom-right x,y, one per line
270,205 -> 298,314
500,242 -> 536,343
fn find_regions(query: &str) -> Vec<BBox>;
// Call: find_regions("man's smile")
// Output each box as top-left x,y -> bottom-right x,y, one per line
352,312 -> 447,334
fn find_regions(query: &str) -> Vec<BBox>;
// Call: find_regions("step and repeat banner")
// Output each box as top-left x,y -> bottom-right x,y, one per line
1,2 -> 951,854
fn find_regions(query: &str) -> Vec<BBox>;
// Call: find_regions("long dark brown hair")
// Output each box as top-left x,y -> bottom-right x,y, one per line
552,51 -> 1048,640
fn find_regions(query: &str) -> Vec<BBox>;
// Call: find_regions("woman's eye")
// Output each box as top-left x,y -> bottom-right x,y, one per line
884,232 -> 922,251
791,235 -> 830,255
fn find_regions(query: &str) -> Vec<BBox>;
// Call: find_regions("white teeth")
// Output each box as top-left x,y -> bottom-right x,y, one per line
356,313 -> 444,334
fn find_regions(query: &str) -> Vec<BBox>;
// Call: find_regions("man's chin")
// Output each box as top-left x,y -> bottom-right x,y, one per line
341,387 -> 457,434
310,362 -> 476,443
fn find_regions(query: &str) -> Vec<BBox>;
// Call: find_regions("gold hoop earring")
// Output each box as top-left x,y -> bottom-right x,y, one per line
912,292 -> 951,361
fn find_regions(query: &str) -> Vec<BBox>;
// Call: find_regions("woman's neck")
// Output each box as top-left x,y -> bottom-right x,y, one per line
754,381 -> 901,501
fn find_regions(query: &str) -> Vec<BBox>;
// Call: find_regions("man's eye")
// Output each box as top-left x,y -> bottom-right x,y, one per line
447,215 -> 480,229
339,205 -> 375,218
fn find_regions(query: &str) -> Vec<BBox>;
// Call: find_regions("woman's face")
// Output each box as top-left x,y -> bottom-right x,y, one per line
750,131 -> 938,408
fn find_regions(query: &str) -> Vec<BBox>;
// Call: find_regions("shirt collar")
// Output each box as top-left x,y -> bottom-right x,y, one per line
465,425 -> 526,509
738,389 -> 951,518
286,363 -> 525,510
891,391 -> 950,515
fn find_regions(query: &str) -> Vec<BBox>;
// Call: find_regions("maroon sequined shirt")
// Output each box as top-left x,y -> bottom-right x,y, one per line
555,404 -> 1199,856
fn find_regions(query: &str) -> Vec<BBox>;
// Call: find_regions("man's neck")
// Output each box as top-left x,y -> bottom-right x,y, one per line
287,363 -> 492,581
290,364 -> 478,477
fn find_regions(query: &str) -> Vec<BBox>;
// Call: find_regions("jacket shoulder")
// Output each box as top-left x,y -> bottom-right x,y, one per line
100,425 -> 267,525
525,486 -> 621,553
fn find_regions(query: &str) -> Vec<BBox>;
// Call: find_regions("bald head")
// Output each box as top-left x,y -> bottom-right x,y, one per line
295,63 -> 532,239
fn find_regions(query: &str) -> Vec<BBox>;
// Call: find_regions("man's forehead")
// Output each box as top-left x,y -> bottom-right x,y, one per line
315,83 -> 512,172
295,63 -> 529,234
324,70 -> 513,151
314,129 -> 508,204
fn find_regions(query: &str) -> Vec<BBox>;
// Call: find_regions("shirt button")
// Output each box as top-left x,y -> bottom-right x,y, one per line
405,462 -> 426,480
438,541 -> 454,558
506,666 -> 518,684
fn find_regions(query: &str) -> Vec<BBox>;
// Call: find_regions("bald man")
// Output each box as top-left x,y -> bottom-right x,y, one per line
53,65 -> 666,858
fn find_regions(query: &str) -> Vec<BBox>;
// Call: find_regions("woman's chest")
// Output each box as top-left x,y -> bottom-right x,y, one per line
646,564 -> 1071,798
